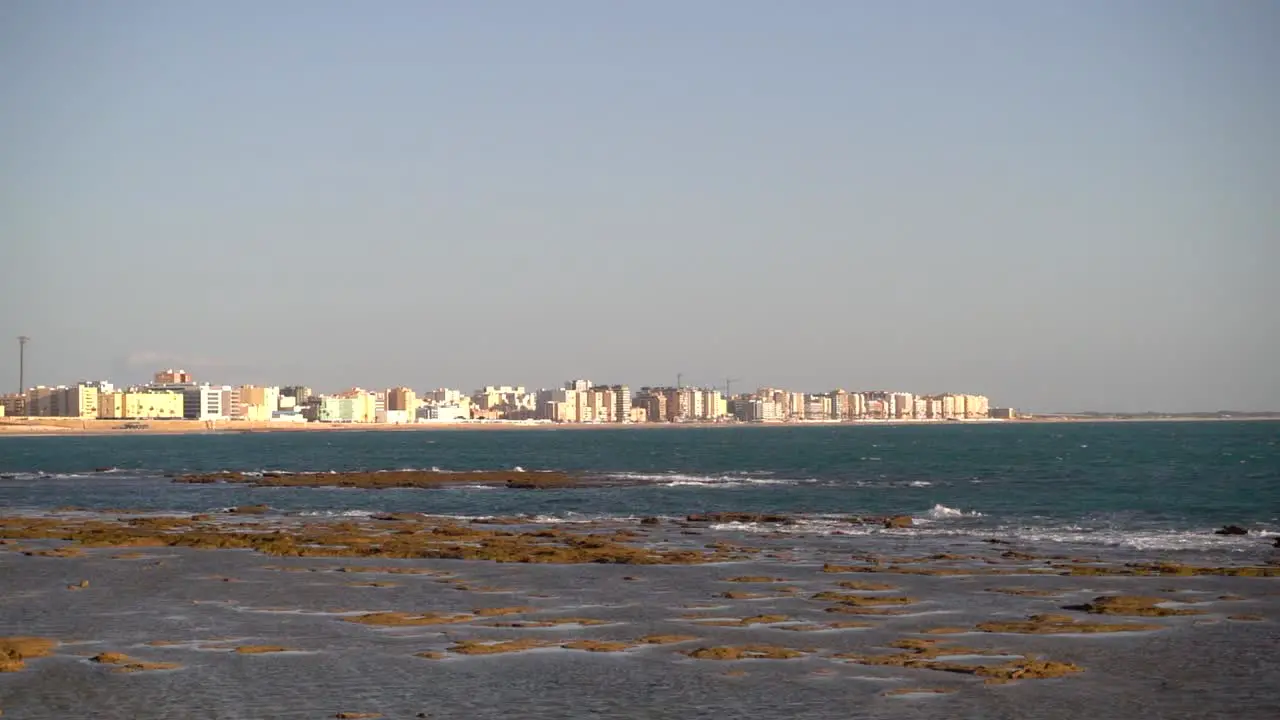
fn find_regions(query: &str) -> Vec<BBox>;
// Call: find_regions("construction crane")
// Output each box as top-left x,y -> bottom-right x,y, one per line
724,377 -> 741,398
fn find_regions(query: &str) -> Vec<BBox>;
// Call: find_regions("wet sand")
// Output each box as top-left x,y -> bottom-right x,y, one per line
2,512 -> 1278,719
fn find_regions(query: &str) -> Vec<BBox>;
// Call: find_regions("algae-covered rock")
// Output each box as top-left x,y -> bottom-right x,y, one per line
976,614 -> 1160,634
234,645 -> 292,654
724,576 -> 787,583
638,634 -> 699,645
471,606 -> 533,617
1068,595 -> 1203,617
811,592 -> 915,606
560,640 -> 635,652
90,652 -> 182,672
835,580 -> 897,591
685,645 -> 806,660
883,515 -> 913,529
0,637 -> 58,672
695,614 -> 791,627
344,612 -> 474,626
975,657 -> 1083,684
447,639 -> 552,655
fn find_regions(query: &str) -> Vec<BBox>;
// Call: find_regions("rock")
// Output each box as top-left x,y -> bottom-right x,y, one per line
975,613 -> 1161,634
344,612 -> 474,626
89,652 -> 181,672
883,515 -> 913,529
684,645 -> 806,660
335,714 -> 382,719
1067,595 -> 1204,617
638,634 -> 699,645
560,640 -> 635,652
233,645 -> 292,654
639,517 -> 661,525
0,637 -> 58,673
1273,537 -> 1280,548
447,639 -> 552,655
1215,525 -> 1248,536
835,580 -> 897,591
227,505 -> 270,515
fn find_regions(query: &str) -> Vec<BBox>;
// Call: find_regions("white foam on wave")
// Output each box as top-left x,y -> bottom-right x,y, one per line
294,509 -> 376,518
919,504 -> 985,521
610,472 -> 812,488
908,481 -> 932,487
1006,528 -> 1273,552
708,520 -> 875,536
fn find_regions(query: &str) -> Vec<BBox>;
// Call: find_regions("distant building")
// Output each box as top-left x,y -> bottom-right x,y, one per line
318,389 -> 377,423
743,398 -> 784,422
280,386 -> 312,403
0,394 -> 26,416
989,407 -> 1016,419
387,387 -> 417,414
417,404 -> 469,422
154,369 -> 193,385
99,391 -> 184,420
376,408 -> 411,424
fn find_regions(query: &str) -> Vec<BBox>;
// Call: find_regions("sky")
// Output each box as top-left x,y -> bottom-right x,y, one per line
1,1 -> 1277,413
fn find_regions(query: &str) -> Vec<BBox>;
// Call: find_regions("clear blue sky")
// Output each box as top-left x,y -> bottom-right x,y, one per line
2,1 -> 1276,412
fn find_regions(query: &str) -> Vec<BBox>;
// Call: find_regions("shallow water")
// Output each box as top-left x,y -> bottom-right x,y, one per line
2,522 -> 1279,720
2,422 -> 1279,718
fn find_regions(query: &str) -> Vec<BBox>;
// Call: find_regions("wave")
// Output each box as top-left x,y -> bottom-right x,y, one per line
919,504 -> 985,521
607,472 -> 813,488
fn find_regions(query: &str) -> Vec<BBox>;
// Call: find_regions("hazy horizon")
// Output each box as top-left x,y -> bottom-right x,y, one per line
2,1 -> 1277,414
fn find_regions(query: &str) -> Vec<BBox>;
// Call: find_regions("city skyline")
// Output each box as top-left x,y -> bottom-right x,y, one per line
2,342 -> 1277,416
2,2 -> 1276,414
1,367 -> 1001,425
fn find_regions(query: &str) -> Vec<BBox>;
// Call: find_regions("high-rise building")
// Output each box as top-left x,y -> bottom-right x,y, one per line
0,394 -> 24,416
387,387 -> 417,413
280,386 -> 312,403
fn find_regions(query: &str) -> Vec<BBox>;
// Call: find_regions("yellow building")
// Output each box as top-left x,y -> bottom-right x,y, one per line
66,384 -> 100,419
99,391 -> 184,419
964,394 -> 990,419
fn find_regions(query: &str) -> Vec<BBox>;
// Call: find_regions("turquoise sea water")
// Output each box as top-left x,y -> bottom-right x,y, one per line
2,421 -> 1278,553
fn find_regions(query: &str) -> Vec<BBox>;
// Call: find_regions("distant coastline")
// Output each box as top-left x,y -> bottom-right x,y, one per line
1,414 -> 1277,438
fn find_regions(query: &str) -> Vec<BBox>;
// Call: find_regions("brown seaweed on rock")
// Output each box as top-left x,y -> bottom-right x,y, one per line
0,637 -> 58,672
685,645 -> 806,660
1065,595 -> 1203,617
976,614 -> 1161,634
0,515 -> 744,565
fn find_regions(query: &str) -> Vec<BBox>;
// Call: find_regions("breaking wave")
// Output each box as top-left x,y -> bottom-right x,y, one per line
607,472 -> 812,488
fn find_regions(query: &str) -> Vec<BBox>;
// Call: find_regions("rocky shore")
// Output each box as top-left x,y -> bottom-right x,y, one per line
2,510 -> 1278,719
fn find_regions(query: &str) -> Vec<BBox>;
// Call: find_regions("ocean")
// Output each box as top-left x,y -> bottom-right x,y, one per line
2,421 -> 1279,719
2,421 -> 1277,548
